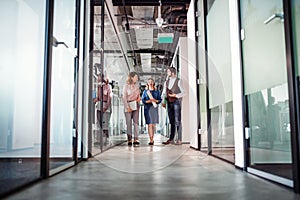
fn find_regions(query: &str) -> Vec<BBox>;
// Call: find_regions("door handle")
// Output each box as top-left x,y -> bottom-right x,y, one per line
264,13 -> 284,24
52,36 -> 69,48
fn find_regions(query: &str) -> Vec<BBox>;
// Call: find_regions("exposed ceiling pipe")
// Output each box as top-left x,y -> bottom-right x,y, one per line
176,15 -> 187,24
164,10 -> 187,24
122,0 -> 130,32
162,4 -> 186,17
122,0 -> 138,67
104,0 -> 131,72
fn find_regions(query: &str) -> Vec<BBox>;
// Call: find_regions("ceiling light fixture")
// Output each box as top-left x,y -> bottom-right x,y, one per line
156,0 -> 163,27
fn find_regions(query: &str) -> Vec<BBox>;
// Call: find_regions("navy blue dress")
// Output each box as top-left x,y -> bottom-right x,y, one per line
142,89 -> 162,124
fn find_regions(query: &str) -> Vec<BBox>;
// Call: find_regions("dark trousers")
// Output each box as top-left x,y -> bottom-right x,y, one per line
167,99 -> 182,141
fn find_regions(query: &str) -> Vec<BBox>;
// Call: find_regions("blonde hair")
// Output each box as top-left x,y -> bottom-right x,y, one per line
127,71 -> 138,84
146,78 -> 156,90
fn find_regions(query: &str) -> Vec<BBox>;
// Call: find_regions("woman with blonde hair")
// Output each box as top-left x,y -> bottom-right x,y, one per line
142,78 -> 162,145
122,72 -> 141,146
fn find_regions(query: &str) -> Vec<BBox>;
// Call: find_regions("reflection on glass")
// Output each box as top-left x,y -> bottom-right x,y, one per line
247,85 -> 292,179
0,0 -> 46,195
210,102 -> 234,162
91,5 -> 129,155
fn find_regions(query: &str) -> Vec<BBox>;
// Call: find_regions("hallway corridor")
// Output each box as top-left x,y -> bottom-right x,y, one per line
5,135 -> 300,200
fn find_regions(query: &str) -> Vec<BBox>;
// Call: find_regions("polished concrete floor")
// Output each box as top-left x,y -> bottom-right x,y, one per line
4,135 -> 300,200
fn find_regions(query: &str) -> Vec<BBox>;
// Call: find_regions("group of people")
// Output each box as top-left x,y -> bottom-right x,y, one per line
122,67 -> 185,146
93,66 -> 185,146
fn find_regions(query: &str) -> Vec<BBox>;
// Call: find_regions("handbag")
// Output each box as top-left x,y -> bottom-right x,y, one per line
167,89 -> 177,103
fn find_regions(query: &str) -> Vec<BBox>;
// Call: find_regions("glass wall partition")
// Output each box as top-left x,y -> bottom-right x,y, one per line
290,0 -> 300,190
240,0 -> 293,186
205,0 -> 235,163
0,0 -> 46,196
91,4 -> 128,156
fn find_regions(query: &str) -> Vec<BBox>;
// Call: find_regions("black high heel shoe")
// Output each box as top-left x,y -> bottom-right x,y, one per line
148,141 -> 154,145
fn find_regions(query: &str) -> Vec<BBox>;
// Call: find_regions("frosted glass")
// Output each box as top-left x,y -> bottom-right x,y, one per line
206,0 -> 235,163
0,0 -> 45,151
241,0 -> 286,95
206,0 -> 233,108
292,0 -> 300,75
0,0 -> 46,194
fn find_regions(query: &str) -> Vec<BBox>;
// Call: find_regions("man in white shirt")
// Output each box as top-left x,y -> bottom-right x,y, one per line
161,67 -> 185,145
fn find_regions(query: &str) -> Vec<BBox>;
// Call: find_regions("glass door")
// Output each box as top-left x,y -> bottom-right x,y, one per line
240,0 -> 292,186
205,0 -> 235,163
49,0 -> 77,175
291,0 -> 300,192
0,0 -> 46,195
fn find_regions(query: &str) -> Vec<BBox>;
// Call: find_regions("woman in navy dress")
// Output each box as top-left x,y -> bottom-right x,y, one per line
142,78 -> 162,145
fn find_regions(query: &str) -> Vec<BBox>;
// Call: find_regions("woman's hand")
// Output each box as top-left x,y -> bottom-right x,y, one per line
136,96 -> 141,103
127,107 -> 133,112
147,98 -> 154,104
151,98 -> 157,103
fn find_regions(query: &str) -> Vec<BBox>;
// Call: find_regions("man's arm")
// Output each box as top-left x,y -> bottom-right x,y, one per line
175,79 -> 186,98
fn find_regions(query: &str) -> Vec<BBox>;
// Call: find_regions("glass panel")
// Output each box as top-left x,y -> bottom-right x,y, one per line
240,0 -> 292,181
0,0 -> 46,195
205,0 -> 235,162
210,102 -> 234,162
242,1 -> 286,95
292,0 -> 300,76
91,5 -> 128,155
92,5 -> 104,154
206,0 -> 232,108
49,0 -> 76,173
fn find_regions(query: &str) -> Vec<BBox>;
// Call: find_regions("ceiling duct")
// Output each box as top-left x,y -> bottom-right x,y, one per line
132,6 -> 154,19
131,6 -> 154,48
164,9 -> 187,24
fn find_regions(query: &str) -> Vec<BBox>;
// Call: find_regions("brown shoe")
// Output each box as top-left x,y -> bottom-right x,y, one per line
162,139 -> 172,145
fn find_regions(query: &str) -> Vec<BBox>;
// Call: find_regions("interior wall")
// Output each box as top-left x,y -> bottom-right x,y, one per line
177,37 -> 190,143
82,0 -> 91,159
187,0 -> 198,148
229,0 -> 245,168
